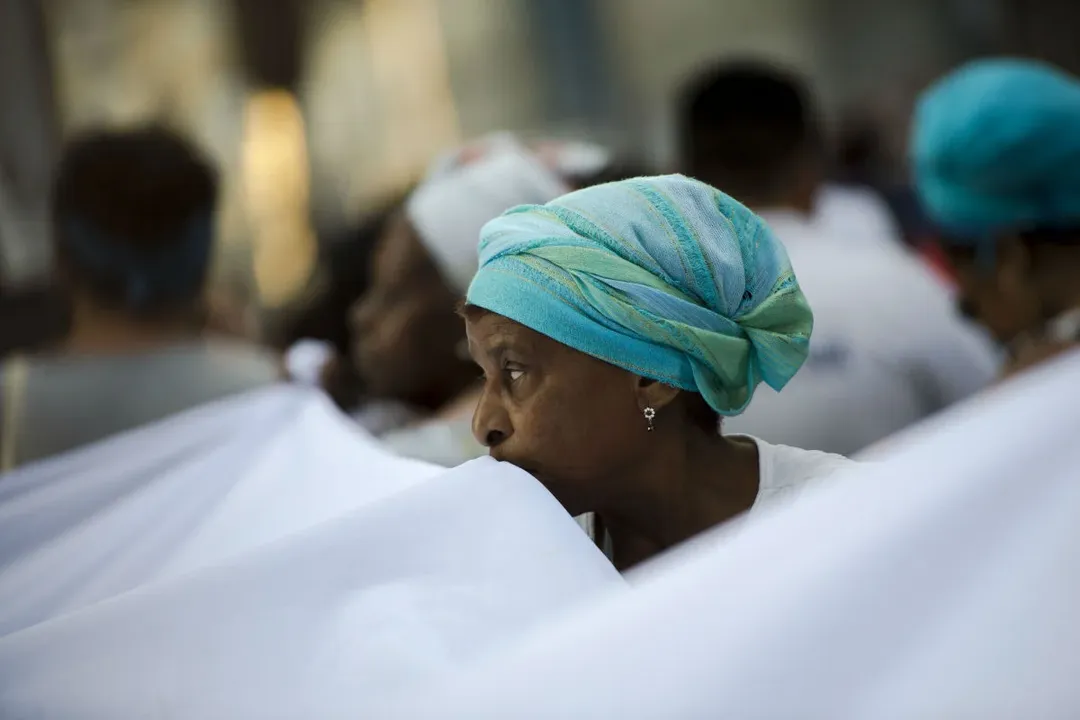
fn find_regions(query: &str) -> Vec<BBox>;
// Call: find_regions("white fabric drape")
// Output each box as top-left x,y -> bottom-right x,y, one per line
0,384 -> 623,717
381,350 -> 1080,718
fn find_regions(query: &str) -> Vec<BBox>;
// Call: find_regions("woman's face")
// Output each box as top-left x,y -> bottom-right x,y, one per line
350,213 -> 463,400
465,310 -> 647,516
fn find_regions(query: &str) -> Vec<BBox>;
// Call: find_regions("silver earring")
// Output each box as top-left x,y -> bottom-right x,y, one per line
643,406 -> 656,432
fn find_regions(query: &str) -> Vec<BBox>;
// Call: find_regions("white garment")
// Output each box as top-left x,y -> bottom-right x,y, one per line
379,348 -> 1080,719
406,136 -> 568,293
744,435 -> 853,512
725,209 -> 999,456
0,386 -> 623,717
1,339 -> 281,469
351,398 -> 419,436
381,412 -> 483,468
815,184 -> 905,255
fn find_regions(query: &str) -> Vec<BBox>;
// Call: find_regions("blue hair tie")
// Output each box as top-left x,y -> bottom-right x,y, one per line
61,211 -> 214,309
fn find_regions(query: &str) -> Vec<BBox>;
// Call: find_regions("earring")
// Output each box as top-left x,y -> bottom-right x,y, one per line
643,406 -> 656,432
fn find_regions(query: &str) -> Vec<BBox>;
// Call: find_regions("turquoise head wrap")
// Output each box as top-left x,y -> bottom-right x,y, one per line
465,174 -> 813,416
912,58 -> 1080,246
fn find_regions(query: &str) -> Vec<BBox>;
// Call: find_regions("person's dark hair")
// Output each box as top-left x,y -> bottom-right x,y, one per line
52,125 -> 218,316
676,60 -> 823,204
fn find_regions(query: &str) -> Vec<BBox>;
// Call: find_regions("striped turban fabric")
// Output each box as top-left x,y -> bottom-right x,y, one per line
465,174 -> 813,415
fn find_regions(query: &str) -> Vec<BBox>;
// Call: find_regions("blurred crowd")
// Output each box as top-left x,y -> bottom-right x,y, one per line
2,54 -> 1023,472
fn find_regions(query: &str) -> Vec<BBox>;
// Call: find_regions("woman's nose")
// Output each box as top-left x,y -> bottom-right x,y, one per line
472,386 -> 512,449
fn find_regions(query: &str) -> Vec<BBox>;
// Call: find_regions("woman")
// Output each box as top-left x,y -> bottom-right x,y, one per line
462,175 -> 853,568
911,58 -> 1080,378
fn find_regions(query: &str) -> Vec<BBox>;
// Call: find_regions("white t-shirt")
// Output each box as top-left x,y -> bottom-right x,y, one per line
725,209 -> 1000,456
1,340 -> 281,469
595,435 -> 852,559
746,434 -> 854,512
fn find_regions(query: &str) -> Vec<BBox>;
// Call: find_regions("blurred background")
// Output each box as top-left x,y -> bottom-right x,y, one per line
2,0 -> 1078,352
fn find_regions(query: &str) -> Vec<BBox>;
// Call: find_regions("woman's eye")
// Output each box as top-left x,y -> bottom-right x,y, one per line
507,369 -> 524,382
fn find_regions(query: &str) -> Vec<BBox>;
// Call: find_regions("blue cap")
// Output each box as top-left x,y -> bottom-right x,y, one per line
911,58 -> 1080,245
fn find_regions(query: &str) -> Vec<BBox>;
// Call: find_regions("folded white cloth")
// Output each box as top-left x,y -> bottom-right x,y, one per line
0,385 -> 623,717
379,350 -> 1080,718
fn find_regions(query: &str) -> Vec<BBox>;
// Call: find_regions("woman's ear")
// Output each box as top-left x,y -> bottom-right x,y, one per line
635,376 -> 681,412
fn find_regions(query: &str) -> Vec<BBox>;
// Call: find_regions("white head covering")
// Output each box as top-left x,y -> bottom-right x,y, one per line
405,136 -> 570,293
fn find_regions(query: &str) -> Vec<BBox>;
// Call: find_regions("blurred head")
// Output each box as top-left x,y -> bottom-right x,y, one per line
912,58 -> 1080,344
53,126 -> 218,323
464,175 -> 813,515
350,210 -> 469,403
676,60 -> 824,211
349,135 -> 569,405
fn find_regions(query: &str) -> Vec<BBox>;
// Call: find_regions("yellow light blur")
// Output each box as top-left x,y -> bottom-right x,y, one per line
361,0 -> 460,190
240,89 -> 316,308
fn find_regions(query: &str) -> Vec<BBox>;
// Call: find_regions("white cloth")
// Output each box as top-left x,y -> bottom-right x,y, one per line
725,209 -> 999,456
0,385 -> 623,717
380,348 -> 1080,718
283,338 -> 334,386
406,137 -> 568,293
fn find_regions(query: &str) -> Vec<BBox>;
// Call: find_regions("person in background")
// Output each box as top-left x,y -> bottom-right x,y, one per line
347,135 -> 568,443
675,61 -> 999,456
833,107 -> 958,286
352,134 -> 640,465
0,126 -> 280,470
464,175 -> 852,569
911,58 -> 1080,379
279,193 -> 409,414
678,59 -> 905,259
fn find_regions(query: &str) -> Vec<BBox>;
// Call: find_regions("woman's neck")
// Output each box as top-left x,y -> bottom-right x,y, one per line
599,432 -> 760,570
